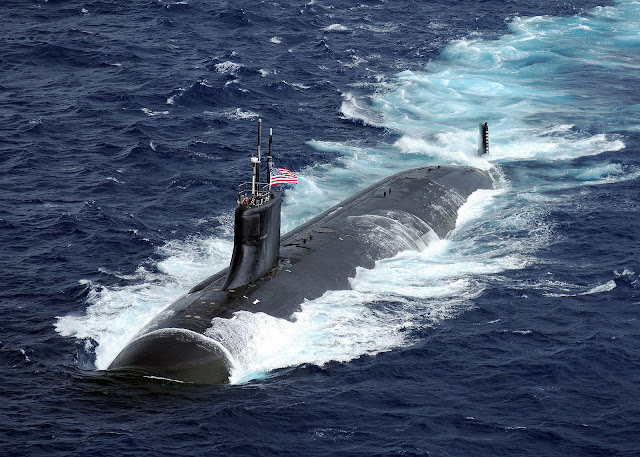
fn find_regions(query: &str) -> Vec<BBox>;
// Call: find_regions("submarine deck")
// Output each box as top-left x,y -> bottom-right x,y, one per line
137,165 -> 494,337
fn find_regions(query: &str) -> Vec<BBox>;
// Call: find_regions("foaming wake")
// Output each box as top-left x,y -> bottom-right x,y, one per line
338,2 -> 636,175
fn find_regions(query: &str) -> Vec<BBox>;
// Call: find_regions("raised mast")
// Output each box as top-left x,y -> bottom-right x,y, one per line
242,119 -> 273,206
256,118 -> 262,187
267,128 -> 273,191
252,119 -> 262,198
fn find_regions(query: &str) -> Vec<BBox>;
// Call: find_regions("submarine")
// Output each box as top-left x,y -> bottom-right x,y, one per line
108,121 -> 493,383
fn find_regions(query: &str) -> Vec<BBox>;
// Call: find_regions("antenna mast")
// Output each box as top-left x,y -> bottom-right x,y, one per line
267,128 -> 273,191
255,119 -> 262,194
245,119 -> 273,205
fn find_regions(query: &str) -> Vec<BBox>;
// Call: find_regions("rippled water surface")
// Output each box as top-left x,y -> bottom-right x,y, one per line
2,0 -> 639,455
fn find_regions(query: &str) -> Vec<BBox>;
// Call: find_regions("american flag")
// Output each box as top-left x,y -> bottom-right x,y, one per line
270,167 -> 298,185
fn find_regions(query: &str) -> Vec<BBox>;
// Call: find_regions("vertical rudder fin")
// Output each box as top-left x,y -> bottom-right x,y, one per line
478,122 -> 489,156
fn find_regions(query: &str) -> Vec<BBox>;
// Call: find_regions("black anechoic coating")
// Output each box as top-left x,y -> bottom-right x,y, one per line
109,166 -> 493,381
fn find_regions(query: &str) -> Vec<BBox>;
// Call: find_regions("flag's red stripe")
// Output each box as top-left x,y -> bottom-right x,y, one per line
270,167 -> 298,185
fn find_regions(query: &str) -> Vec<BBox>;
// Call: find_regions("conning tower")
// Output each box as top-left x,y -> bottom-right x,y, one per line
222,120 -> 281,290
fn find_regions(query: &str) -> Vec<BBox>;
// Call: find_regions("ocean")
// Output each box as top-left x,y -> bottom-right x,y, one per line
1,0 -> 639,455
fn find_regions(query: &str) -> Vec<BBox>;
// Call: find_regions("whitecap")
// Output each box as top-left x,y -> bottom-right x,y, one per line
141,108 -> 169,117
324,24 -> 349,32
583,280 -> 617,295
224,108 -> 259,120
214,61 -> 242,75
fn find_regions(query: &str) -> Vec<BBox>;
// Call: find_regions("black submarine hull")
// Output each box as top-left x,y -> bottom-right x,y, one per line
108,165 -> 493,383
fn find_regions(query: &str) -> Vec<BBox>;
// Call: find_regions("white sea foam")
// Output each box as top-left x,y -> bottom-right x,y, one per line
337,6 -> 631,174
214,61 -> 242,75
141,108 -> 169,117
20,349 -> 30,362
543,280 -> 617,297
360,23 -> 398,33
283,81 -> 311,90
166,88 -> 185,105
324,24 -> 349,32
575,163 -> 624,181
615,269 -> 635,278
340,92 -> 384,126
208,288 -> 408,384
584,280 -> 617,295
343,53 -> 367,68
224,108 -> 259,120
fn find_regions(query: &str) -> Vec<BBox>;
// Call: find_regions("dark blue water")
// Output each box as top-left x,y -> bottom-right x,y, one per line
2,0 -> 640,455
